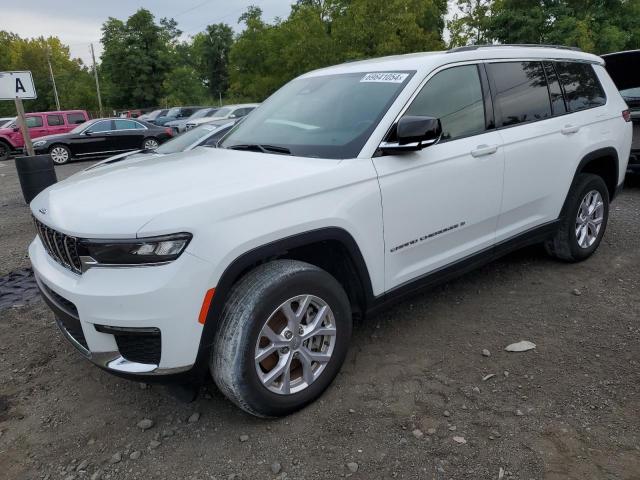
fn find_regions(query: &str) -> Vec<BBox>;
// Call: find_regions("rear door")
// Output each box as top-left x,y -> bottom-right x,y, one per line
45,114 -> 67,136
487,60 -> 594,242
113,119 -> 146,150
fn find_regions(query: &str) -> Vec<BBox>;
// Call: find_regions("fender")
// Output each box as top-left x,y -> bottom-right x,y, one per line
559,147 -> 619,220
190,227 -> 375,379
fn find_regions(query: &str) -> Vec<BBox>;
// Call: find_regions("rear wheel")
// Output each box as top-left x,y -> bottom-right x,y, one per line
50,144 -> 71,165
545,173 -> 609,262
143,137 -> 159,150
211,260 -> 352,417
0,141 -> 10,161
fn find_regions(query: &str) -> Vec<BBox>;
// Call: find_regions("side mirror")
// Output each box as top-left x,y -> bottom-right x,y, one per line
84,130 -> 93,136
228,114 -> 237,119
379,116 -> 442,153
12,127 -> 19,132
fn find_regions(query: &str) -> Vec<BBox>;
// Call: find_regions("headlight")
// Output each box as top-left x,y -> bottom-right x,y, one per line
33,140 -> 46,147
78,233 -> 192,266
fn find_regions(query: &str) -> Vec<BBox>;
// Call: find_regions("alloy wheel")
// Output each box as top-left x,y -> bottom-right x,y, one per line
144,139 -> 159,150
50,146 -> 69,164
575,189 -> 604,249
254,294 -> 337,395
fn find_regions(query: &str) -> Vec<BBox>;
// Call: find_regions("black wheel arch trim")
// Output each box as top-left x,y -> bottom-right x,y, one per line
573,147 -> 619,201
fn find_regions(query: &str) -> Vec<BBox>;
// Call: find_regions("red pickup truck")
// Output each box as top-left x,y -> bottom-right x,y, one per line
0,110 -> 89,160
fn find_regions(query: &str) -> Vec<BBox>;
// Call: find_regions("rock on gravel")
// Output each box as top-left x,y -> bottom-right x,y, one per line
443,410 -> 450,417
149,440 -> 161,449
109,452 -> 122,464
90,471 -> 102,480
270,461 -> 282,474
505,340 -> 536,352
482,349 -> 491,357
136,418 -> 154,430
412,428 -> 423,439
188,412 -> 200,423
130,450 -> 141,460
452,436 -> 467,444
346,462 -> 359,473
239,434 -> 249,442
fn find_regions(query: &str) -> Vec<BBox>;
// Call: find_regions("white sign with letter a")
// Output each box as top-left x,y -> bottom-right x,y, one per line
0,71 -> 37,100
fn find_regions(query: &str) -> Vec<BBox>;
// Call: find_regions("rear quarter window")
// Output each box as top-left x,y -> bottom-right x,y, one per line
555,62 -> 606,112
47,114 -> 64,126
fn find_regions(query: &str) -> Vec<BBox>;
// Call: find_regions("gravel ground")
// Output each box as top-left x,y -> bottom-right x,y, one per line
1,159 -> 639,480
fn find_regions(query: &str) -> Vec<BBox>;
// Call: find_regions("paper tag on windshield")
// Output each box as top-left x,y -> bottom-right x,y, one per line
360,72 -> 408,83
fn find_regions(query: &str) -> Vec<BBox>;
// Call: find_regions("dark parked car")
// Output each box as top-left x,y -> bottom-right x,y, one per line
603,50 -> 640,172
150,106 -> 207,126
32,118 -> 173,165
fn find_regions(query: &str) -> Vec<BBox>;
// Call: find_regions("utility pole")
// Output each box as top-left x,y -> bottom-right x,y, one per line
90,43 -> 103,118
46,47 -> 61,110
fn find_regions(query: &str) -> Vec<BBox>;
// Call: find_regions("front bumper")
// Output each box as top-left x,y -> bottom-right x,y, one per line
29,236 -> 214,377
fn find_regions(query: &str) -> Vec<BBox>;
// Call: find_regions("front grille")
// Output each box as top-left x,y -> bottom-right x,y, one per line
115,331 -> 162,365
33,218 -> 83,274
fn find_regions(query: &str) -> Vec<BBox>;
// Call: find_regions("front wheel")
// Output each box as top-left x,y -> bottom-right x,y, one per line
49,144 -> 71,165
545,173 -> 609,262
211,260 -> 352,417
143,137 -> 159,150
0,141 -> 10,161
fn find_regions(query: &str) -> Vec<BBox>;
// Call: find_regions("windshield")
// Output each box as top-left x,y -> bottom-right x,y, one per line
155,124 -> 220,154
166,107 -> 181,117
211,107 -> 232,118
220,71 -> 414,159
146,109 -> 162,119
1,118 -> 15,128
189,109 -> 211,120
70,120 -> 95,133
621,87 -> 640,99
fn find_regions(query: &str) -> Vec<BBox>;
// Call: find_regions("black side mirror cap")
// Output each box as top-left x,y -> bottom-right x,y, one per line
379,116 -> 442,153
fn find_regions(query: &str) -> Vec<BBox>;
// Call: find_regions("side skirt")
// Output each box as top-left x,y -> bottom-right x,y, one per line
366,219 -> 560,316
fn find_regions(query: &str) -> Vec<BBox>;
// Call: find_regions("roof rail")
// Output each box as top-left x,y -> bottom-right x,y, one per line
447,44 -> 582,53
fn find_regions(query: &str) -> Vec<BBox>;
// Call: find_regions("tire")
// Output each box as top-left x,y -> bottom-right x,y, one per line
545,173 -> 609,262
49,144 -> 71,165
0,141 -> 10,161
211,259 -> 352,417
143,137 -> 160,150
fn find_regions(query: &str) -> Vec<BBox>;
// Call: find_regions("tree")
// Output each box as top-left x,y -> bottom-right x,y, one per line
0,31 -> 97,116
100,9 -> 181,108
191,23 -> 234,99
447,0 -> 493,48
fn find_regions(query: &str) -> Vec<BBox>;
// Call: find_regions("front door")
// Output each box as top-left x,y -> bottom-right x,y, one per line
71,120 -> 115,156
373,63 -> 504,291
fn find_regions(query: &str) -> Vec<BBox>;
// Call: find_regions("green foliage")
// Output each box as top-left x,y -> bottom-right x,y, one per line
0,32 -> 97,116
100,9 -> 181,108
191,23 -> 234,98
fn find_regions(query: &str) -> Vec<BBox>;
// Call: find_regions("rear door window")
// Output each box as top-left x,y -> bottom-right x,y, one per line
67,112 -> 86,124
555,62 -> 606,112
114,119 -> 143,130
404,64 -> 486,141
486,61 -> 552,127
47,114 -> 64,126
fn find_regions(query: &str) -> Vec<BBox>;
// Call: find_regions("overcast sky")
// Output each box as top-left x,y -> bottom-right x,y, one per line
0,0 -> 294,65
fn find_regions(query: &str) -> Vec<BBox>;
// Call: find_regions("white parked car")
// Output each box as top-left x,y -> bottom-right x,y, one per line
29,45 -> 631,417
185,103 -> 259,130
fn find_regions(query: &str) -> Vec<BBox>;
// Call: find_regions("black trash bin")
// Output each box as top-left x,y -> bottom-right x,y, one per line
14,155 -> 58,204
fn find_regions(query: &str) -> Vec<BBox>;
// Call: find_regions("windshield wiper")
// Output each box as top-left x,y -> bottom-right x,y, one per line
227,144 -> 291,155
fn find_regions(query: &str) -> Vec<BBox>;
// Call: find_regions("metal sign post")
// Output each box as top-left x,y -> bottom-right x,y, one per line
0,71 -> 37,157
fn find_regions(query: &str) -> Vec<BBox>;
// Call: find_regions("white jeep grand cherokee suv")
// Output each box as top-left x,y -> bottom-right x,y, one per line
29,45 -> 632,417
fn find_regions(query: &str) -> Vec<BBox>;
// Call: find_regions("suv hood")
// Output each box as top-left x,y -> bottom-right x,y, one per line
30,147 -> 341,238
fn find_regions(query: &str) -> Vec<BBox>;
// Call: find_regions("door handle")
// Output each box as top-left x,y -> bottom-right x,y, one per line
561,124 -> 580,135
471,144 -> 498,157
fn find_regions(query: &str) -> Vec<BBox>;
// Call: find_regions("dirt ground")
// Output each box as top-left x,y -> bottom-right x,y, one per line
1,158 -> 639,480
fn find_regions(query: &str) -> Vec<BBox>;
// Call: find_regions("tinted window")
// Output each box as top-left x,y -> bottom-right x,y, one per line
114,119 -> 143,130
555,62 -> 606,112
47,114 -> 64,126
67,113 -> 86,124
487,62 -> 551,127
26,116 -> 43,128
405,65 -> 485,141
543,62 -> 567,115
87,120 -> 112,133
